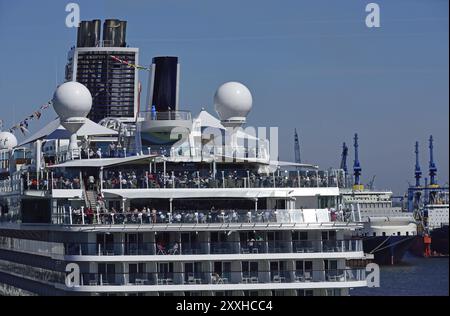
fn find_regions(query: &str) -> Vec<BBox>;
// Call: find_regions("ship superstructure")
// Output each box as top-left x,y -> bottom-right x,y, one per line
0,19 -> 370,296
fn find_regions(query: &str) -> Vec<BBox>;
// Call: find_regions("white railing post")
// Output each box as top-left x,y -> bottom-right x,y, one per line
316,170 -> 319,188
69,206 -> 73,225
81,206 -> 85,225
96,206 -> 100,224
99,166 -> 104,192
163,159 -> 167,188
222,171 -> 225,188
247,170 -> 250,188
297,170 -> 301,188
145,171 -> 149,188
119,172 -> 123,189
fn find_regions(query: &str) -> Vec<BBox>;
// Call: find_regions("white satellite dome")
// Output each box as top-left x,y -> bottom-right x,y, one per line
52,81 -> 92,120
0,131 -> 18,150
214,82 -> 253,123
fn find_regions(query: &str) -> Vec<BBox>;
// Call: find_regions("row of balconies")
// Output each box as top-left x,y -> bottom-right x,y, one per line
65,239 -> 363,256
78,268 -> 366,287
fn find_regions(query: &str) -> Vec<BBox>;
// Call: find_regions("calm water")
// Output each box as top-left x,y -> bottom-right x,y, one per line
351,253 -> 449,296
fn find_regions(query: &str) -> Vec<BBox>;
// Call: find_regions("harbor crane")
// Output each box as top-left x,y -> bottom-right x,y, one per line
353,133 -> 363,190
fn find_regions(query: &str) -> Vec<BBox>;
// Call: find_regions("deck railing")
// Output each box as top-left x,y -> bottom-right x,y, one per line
75,268 -> 366,287
63,239 -> 363,256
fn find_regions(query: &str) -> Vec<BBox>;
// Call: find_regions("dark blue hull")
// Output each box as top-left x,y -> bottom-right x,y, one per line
409,225 -> 449,257
362,236 -> 416,265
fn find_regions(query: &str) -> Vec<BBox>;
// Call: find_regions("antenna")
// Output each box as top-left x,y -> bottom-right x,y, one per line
294,129 -> 301,165
414,141 -> 422,187
429,135 -> 437,186
340,142 -> 348,173
368,175 -> 376,190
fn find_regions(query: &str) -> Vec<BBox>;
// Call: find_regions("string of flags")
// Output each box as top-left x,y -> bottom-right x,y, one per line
5,56 -> 147,136
8,101 -> 52,135
110,55 -> 150,71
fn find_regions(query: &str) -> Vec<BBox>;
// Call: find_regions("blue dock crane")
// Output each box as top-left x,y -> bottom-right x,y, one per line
415,141 -> 422,187
353,133 -> 363,190
428,135 -> 437,186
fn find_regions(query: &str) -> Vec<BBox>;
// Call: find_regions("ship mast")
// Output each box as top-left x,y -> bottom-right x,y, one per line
294,128 -> 301,165
353,133 -> 363,190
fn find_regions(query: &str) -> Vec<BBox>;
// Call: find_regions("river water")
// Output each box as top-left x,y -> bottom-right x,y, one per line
351,253 -> 449,296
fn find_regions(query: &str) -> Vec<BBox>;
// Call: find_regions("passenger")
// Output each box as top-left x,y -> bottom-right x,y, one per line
168,242 -> 179,255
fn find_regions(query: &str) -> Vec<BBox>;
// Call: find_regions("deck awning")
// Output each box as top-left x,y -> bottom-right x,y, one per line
49,154 -> 158,169
101,187 -> 339,200
18,118 -> 118,146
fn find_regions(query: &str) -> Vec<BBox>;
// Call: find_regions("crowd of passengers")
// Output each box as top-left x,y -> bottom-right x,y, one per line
24,169 -> 340,191
69,196 -> 350,225
71,205 -> 279,225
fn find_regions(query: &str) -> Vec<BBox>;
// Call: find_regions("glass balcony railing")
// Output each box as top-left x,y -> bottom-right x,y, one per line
76,268 -> 366,287
52,207 -> 359,226
19,169 -> 341,193
63,239 -> 363,256
140,110 -> 192,121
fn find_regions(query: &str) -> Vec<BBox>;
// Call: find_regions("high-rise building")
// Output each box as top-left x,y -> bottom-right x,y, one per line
65,19 -> 139,122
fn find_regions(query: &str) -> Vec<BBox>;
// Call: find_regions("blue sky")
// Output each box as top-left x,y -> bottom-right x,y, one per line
0,0 -> 448,194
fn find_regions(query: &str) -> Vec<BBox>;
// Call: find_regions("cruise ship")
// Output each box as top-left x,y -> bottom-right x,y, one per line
338,136 -> 417,265
0,19 -> 370,296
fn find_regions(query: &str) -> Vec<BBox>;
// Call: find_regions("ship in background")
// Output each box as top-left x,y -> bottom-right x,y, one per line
337,135 -> 417,265
407,138 -> 449,258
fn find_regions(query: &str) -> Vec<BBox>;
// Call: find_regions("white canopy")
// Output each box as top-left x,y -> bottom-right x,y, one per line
49,154 -> 157,168
18,117 -> 118,146
194,110 -> 225,130
101,187 -> 339,200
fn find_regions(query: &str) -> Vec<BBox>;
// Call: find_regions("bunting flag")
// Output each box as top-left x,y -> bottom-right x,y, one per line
110,55 -> 150,71
7,100 -> 52,136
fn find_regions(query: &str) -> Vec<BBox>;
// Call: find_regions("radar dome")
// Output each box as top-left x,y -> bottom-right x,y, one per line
0,131 -> 18,150
52,81 -> 92,120
214,82 -> 253,122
